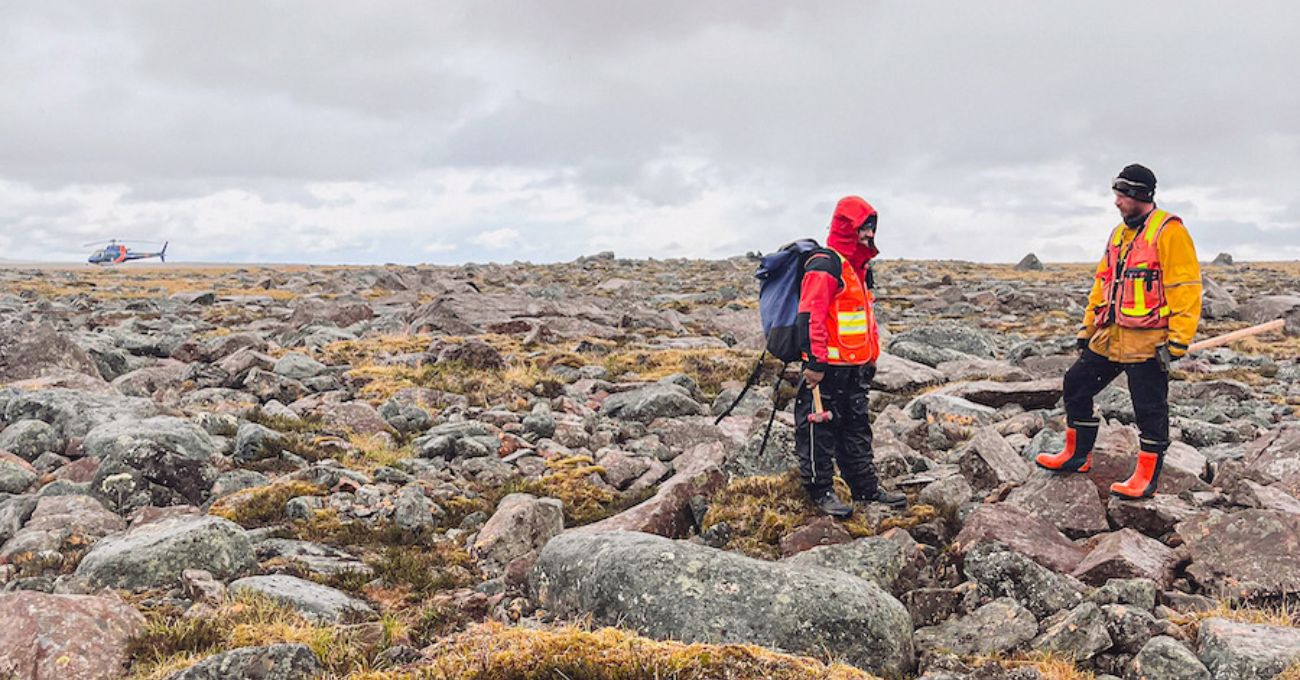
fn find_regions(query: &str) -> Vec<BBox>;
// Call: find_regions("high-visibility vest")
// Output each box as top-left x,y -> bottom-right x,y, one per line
822,251 -> 880,365
1095,208 -> 1177,330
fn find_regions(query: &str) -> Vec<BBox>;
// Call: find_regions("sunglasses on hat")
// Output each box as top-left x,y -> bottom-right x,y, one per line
1112,177 -> 1152,199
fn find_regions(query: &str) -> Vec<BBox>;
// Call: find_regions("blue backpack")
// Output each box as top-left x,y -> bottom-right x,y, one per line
714,239 -> 822,434
757,238 -> 823,363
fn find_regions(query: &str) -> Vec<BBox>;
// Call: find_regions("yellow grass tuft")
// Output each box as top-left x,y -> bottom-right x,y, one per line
500,455 -> 650,527
208,481 -> 324,528
700,471 -> 873,560
358,620 -> 880,680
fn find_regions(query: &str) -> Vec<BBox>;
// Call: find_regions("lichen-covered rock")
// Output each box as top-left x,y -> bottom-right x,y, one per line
0,420 -> 64,462
1033,602 -> 1112,661
0,591 -> 145,680
599,384 -> 706,422
1131,635 -> 1211,680
531,530 -> 914,677
166,643 -> 322,680
0,494 -> 125,563
1,388 -> 159,439
229,575 -> 374,623
962,542 -> 1088,619
1177,509 -> 1300,598
75,515 -> 255,590
578,442 -> 726,539
1196,618 -> 1300,680
782,536 -> 906,592
914,598 -> 1038,657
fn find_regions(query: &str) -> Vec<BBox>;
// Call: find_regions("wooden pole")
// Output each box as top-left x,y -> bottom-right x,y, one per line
1188,319 -> 1286,353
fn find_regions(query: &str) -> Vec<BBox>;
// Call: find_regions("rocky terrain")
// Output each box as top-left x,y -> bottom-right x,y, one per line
2,254 -> 1300,680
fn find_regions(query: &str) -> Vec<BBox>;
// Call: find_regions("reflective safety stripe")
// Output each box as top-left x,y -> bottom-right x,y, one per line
1122,279 -> 1153,316
827,347 -> 841,359
1159,305 -> 1171,317
1111,227 -> 1125,247
837,310 -> 867,334
1144,209 -> 1169,244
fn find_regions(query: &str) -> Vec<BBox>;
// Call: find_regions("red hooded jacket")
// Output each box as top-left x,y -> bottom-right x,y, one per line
798,196 -> 879,370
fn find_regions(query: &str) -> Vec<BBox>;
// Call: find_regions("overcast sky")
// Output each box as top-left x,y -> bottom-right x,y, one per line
2,2 -> 1298,265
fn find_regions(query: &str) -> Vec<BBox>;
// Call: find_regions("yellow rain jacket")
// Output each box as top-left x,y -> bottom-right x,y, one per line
1080,212 -> 1202,363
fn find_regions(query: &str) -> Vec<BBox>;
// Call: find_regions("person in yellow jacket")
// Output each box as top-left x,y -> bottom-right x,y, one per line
1036,164 -> 1202,499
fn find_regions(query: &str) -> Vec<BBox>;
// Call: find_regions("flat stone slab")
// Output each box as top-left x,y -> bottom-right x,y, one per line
229,575 -> 374,623
1197,618 -> 1300,680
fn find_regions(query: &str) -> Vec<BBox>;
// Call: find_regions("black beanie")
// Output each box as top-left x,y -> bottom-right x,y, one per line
1113,164 -> 1156,202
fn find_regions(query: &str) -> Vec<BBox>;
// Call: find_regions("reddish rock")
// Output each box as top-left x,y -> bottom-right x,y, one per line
0,495 -> 125,563
935,378 -> 1063,410
952,503 -> 1088,573
779,516 -> 853,557
577,442 -> 727,538
1106,494 -> 1199,537
49,456 -> 100,484
1177,509 -> 1300,599
1242,425 -> 1300,499
1006,471 -> 1109,538
472,493 -> 565,577
1070,528 -> 1177,587
0,323 -> 102,383
0,591 -> 144,680
1086,426 -> 1206,499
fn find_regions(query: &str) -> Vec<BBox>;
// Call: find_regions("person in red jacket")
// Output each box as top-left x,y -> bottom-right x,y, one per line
796,196 -> 907,518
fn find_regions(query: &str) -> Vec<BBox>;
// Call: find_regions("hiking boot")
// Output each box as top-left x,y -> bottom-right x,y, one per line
1110,451 -> 1164,499
812,491 -> 853,519
855,489 -> 908,509
1035,420 -> 1099,474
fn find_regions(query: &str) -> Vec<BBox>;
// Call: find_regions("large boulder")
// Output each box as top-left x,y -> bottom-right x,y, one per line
75,515 -> 255,590
952,503 -> 1088,573
0,419 -> 64,462
0,494 -> 125,563
85,417 -> 221,512
599,384 -> 707,423
1237,294 -> 1300,333
578,442 -> 727,538
1196,618 -> 1300,680
889,322 -> 997,360
0,323 -> 103,384
1241,425 -> 1300,499
229,575 -> 374,623
0,591 -> 145,680
1107,494 -> 1199,537
1005,471 -> 1109,538
166,643 -> 322,680
531,530 -> 914,677
472,493 -> 565,576
1176,509 -> 1300,598
1,388 -> 159,439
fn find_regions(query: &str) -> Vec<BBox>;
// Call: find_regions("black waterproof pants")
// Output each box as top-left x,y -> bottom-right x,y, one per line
794,364 -> 880,498
1063,348 -> 1170,454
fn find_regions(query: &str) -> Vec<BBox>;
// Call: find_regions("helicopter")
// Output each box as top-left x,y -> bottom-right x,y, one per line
85,240 -> 168,265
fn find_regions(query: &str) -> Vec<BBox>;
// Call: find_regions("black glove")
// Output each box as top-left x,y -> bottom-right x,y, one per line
1156,344 -> 1175,372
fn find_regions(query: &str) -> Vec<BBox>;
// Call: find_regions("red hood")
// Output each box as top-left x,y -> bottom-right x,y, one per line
826,196 -> 878,275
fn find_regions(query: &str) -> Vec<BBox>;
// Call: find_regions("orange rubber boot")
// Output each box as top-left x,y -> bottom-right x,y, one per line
1035,422 -> 1098,473
1110,451 -> 1164,499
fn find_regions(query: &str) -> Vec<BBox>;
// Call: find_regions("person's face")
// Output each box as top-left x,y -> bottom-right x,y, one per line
1113,191 -> 1148,220
858,221 -> 876,246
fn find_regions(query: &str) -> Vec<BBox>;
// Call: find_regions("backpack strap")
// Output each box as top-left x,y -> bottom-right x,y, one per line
803,248 -> 844,288
713,350 -> 767,425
